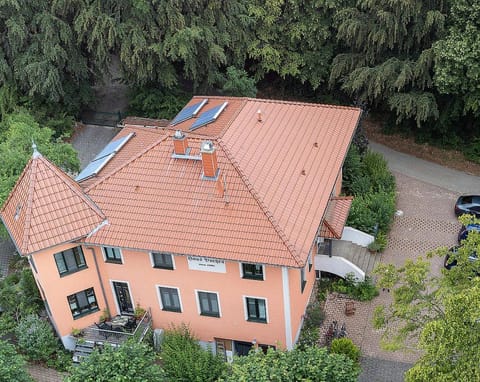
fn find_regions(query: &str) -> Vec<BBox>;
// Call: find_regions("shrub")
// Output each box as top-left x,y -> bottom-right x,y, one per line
161,324 -> 226,382
221,66 -> 257,97
303,302 -> 325,328
0,340 -> 33,382
330,338 -> 361,364
342,145 -> 363,194
361,150 -> 395,194
331,274 -> 379,301
297,326 -> 320,349
15,314 -> 58,362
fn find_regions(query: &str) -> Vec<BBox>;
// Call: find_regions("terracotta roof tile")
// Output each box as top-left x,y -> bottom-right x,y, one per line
0,153 -> 105,255
320,196 -> 353,239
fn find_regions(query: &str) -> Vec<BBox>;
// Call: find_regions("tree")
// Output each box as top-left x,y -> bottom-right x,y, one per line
0,340 -> 33,382
65,341 -> 164,382
0,0 -> 90,104
330,0 -> 447,126
434,0 -> 480,116
247,0 -> 342,90
0,110 -> 79,205
220,345 -> 359,382
373,215 -> 480,379
221,66 -> 257,97
161,324 -> 226,382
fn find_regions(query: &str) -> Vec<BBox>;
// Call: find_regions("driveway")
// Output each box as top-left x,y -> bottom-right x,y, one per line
323,142 -> 480,381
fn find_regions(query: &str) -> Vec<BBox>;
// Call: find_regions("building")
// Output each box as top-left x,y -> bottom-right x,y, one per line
0,97 -> 361,356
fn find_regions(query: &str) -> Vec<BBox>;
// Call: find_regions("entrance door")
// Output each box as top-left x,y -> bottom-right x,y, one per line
112,281 -> 134,315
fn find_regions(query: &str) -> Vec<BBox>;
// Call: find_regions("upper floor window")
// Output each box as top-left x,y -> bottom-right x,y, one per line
197,291 -> 220,317
151,252 -> 174,270
103,247 -> 122,264
241,263 -> 264,280
308,253 -> 313,272
245,297 -> 267,323
54,246 -> 86,276
68,288 -> 98,319
158,286 -> 181,312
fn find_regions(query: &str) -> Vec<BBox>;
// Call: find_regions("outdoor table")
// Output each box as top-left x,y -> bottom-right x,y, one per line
110,315 -> 129,329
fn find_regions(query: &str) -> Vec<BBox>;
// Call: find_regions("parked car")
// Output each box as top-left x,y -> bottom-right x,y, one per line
455,195 -> 480,217
444,245 -> 478,270
458,224 -> 480,243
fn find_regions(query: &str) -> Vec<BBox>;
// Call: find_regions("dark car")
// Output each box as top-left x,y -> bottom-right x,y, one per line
444,245 -> 478,270
458,224 -> 480,243
455,195 -> 480,217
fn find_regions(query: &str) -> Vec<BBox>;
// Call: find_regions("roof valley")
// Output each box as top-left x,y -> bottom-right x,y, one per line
217,139 -> 303,267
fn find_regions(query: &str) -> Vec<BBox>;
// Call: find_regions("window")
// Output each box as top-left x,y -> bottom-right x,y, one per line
241,263 -> 264,280
245,297 -> 267,323
103,247 -> 122,263
301,267 -> 307,293
158,287 -> 181,312
68,288 -> 98,318
54,247 -> 87,276
151,252 -> 174,270
197,291 -> 220,317
308,253 -> 313,272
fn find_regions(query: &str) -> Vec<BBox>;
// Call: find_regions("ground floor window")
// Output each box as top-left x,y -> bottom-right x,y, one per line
159,286 -> 181,312
68,288 -> 99,319
245,297 -> 267,323
198,291 -> 220,317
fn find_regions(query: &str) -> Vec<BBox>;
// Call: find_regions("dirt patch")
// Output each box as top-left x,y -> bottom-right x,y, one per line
363,118 -> 480,177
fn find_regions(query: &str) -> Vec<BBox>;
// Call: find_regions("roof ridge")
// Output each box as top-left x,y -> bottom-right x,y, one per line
217,139 -> 303,267
40,156 -> 106,219
22,158 -> 37,253
85,134 -> 169,193
245,97 -> 361,111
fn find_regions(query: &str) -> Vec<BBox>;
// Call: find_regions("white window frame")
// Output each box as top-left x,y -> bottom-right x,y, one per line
243,295 -> 268,323
102,246 -> 123,264
239,263 -> 266,280
150,252 -> 175,270
156,285 -> 183,313
195,289 -> 221,318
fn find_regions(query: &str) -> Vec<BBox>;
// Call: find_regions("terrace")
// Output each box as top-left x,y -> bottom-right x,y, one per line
73,309 -> 152,362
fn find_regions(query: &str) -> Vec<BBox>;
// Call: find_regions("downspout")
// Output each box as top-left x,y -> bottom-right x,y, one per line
87,247 -> 110,315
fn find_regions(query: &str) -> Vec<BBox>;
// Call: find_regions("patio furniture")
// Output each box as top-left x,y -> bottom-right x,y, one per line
95,322 -> 113,338
110,315 -> 129,329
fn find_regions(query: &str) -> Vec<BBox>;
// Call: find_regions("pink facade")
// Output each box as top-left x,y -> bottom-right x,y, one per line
30,242 -> 316,350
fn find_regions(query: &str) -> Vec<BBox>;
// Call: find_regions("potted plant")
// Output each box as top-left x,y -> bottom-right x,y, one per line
134,304 -> 146,320
71,327 -> 83,338
99,308 -> 110,323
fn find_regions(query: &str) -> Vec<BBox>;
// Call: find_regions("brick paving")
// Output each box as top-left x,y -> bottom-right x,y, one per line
27,364 -> 66,382
322,171 -> 461,380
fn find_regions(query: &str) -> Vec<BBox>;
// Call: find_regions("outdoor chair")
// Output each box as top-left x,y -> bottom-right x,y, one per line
124,317 -> 137,332
95,322 -> 113,338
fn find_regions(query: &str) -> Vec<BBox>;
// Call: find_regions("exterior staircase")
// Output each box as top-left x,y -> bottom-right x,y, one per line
331,239 -> 380,277
72,341 -> 95,363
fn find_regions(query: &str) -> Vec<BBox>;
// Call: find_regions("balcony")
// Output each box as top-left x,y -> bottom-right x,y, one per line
78,308 -> 152,347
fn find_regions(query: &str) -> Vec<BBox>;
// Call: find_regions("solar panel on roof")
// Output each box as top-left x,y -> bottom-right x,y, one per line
75,153 -> 115,181
93,132 -> 135,161
190,102 -> 228,131
171,99 -> 208,125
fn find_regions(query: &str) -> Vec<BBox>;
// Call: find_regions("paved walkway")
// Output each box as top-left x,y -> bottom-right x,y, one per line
322,142 -> 478,381
27,364 -> 65,382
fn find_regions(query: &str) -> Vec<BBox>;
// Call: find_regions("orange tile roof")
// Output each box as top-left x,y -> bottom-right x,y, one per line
319,196 -> 353,239
0,152 -> 105,255
3,97 -> 360,267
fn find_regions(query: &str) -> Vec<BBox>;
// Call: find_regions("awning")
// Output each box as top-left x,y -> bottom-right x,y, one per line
319,196 -> 353,239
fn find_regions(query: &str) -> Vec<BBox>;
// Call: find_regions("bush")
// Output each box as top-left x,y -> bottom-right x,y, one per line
15,315 -> 58,362
361,150 -> 395,194
221,66 -> 257,97
161,324 -> 226,382
368,232 -> 388,253
342,145 -> 363,194
297,326 -> 320,349
330,338 -> 361,364
347,191 -> 396,235
303,302 -> 325,328
0,340 -> 33,382
331,274 -> 379,301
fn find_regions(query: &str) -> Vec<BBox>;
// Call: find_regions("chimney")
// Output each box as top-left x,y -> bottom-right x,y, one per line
200,140 -> 218,178
257,109 -> 262,122
173,130 -> 188,155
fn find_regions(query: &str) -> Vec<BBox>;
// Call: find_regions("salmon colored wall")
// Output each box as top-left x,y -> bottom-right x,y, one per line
30,243 -> 318,347
287,262 -> 316,345
85,247 -> 289,347
30,244 -> 105,337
